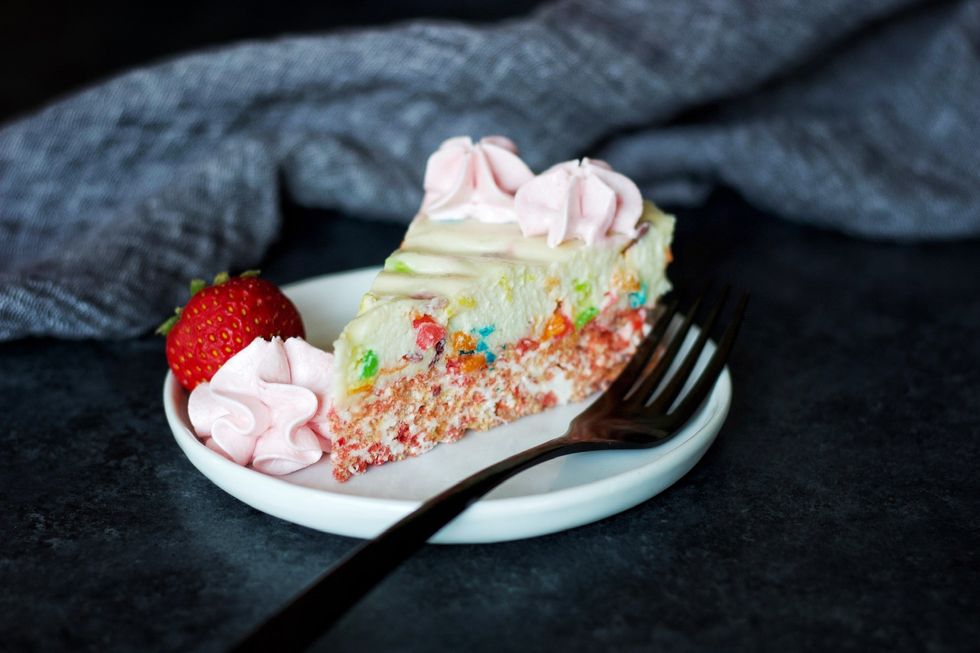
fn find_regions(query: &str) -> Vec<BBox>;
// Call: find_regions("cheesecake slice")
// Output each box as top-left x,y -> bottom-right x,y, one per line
326,138 -> 674,480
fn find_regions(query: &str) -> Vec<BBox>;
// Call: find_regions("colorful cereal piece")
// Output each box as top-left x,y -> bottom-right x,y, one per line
449,353 -> 487,374
359,349 -> 379,379
476,341 -> 495,363
631,311 -> 645,332
460,354 -> 487,373
612,268 -> 641,293
575,306 -> 599,329
348,382 -> 373,395
447,295 -> 476,318
573,279 -> 591,296
452,331 -> 477,353
628,282 -> 648,308
385,255 -> 412,273
515,338 -> 539,354
458,325 -> 498,364
412,314 -> 446,350
497,275 -> 513,301
543,310 -> 572,340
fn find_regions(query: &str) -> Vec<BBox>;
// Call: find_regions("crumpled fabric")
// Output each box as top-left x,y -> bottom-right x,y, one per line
1,0 -> 977,340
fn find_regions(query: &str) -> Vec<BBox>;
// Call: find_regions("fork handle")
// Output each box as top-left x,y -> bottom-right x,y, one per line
231,435 -> 592,653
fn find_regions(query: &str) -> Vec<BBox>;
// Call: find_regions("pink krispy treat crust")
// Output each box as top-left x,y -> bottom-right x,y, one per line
326,305 -> 648,481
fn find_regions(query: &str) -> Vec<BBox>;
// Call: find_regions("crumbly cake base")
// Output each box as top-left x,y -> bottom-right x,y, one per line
326,307 -> 647,481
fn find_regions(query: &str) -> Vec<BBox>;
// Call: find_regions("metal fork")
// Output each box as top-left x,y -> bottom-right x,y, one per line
231,286 -> 748,653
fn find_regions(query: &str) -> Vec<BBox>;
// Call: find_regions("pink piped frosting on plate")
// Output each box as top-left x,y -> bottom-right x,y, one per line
514,158 -> 643,247
187,337 -> 333,475
421,135 -> 535,223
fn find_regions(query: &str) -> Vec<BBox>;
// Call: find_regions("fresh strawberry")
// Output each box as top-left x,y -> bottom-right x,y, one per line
157,271 -> 305,391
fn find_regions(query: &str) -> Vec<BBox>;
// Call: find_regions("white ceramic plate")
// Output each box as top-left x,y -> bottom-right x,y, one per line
164,267 -> 731,544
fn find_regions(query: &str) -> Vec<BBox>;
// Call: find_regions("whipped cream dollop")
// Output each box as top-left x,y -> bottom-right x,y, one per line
187,337 -> 333,475
514,158 -> 643,247
421,136 -> 534,223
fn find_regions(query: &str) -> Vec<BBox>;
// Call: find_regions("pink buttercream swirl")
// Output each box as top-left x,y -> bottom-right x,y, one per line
421,135 -> 535,223
187,337 -> 333,475
514,158 -> 643,247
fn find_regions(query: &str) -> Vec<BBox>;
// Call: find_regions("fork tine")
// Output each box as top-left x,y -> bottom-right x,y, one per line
602,296 -> 680,401
623,290 -> 705,408
625,285 -> 717,408
660,292 -> 748,428
643,285 -> 731,414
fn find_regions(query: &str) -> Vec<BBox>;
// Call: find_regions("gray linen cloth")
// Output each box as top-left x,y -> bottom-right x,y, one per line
1,0 -> 978,340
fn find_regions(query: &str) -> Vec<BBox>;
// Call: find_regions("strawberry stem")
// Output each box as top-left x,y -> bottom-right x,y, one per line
157,271 -> 263,336
155,314 -> 179,336
189,279 -> 206,296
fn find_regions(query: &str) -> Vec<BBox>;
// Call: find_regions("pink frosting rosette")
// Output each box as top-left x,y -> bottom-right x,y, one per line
187,336 -> 333,475
514,158 -> 643,247
421,135 -> 535,223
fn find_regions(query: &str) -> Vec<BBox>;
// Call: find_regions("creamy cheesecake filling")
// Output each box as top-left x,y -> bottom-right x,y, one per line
332,200 -> 674,408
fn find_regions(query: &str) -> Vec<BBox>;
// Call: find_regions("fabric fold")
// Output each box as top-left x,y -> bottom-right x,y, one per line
1,0 -> 977,340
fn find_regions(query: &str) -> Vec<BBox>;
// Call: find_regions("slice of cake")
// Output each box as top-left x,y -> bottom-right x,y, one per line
326,136 -> 674,480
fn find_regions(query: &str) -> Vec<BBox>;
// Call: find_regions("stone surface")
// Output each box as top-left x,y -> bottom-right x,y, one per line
1,190 -> 978,652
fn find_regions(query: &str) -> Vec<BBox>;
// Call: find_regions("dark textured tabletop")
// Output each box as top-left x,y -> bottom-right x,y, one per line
2,190 -> 978,652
